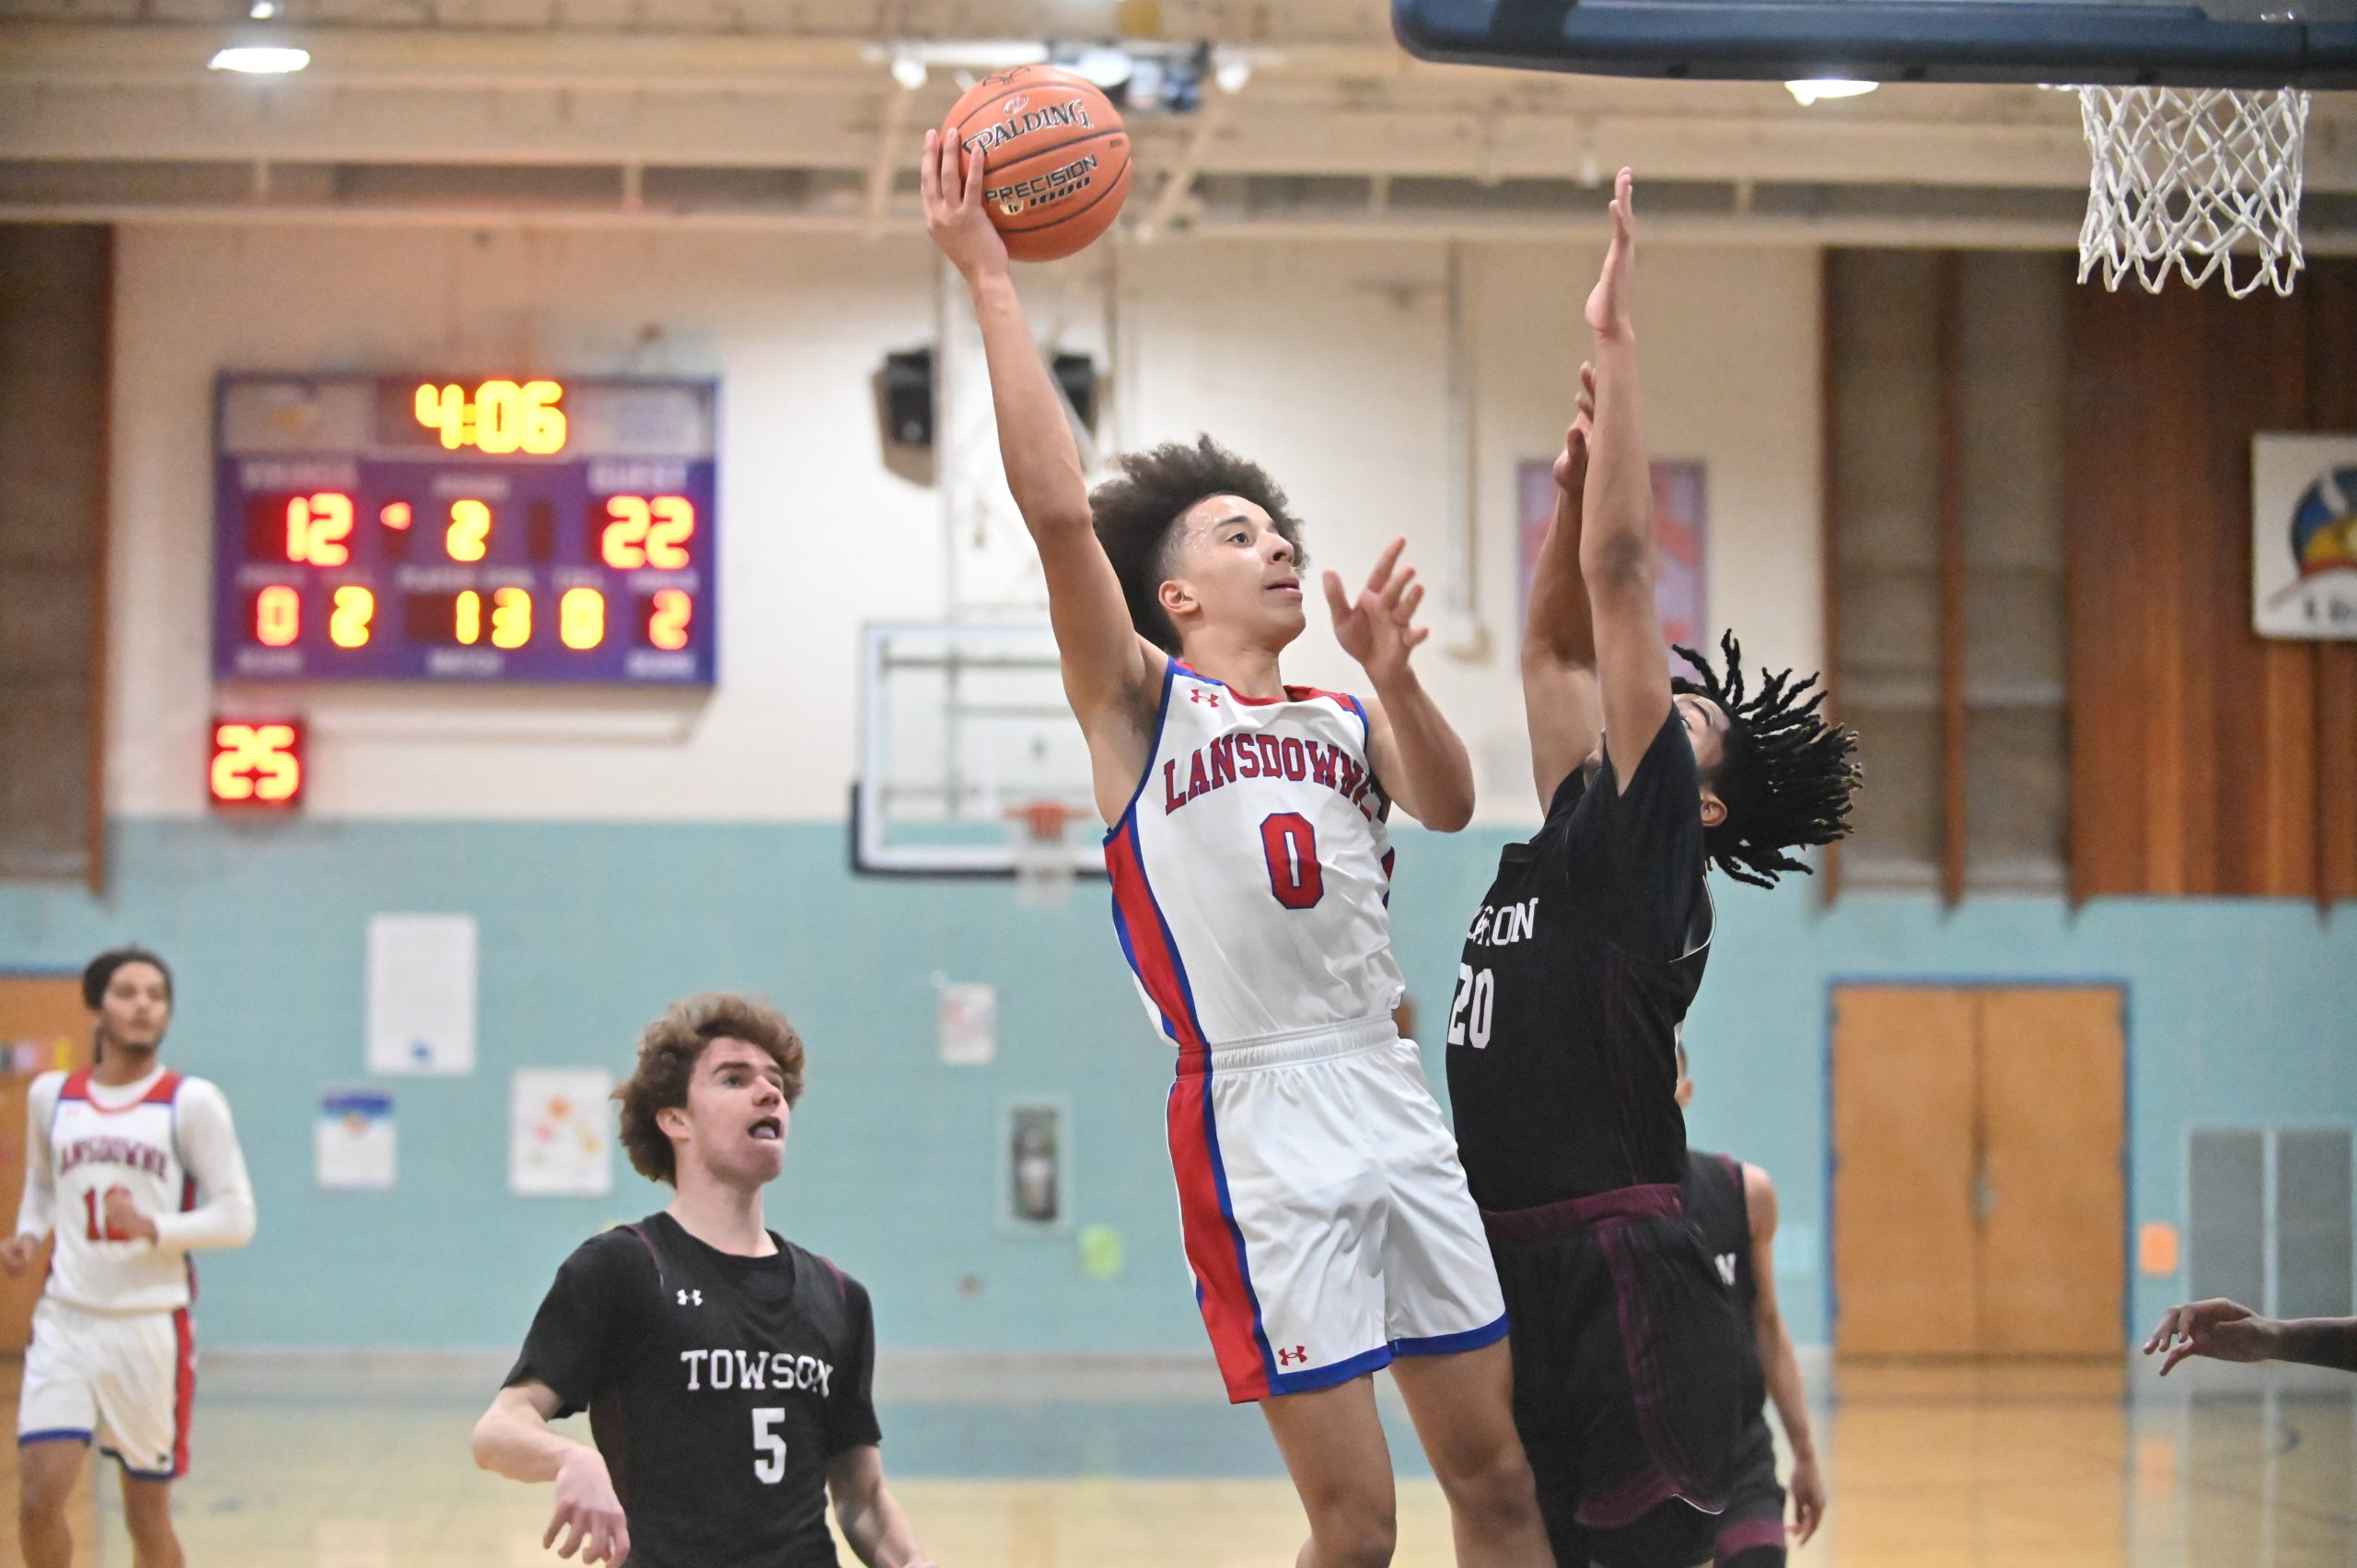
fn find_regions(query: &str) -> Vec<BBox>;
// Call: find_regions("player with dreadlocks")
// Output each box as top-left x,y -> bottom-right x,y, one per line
1442,170 -> 1859,1568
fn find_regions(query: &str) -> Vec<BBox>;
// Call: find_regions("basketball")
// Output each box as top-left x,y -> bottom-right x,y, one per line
941,65 -> 1131,262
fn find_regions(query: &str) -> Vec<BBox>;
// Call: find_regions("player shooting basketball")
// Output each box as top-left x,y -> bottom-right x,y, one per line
1443,170 -> 1859,1568
922,130 -> 1556,1568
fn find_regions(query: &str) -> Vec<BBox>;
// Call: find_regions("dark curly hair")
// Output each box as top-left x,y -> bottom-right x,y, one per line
1089,435 -> 1306,652
82,946 -> 172,1010
615,993 -> 807,1186
1673,631 -> 1863,889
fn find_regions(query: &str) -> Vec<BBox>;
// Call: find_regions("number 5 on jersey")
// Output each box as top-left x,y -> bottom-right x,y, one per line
1449,964 -> 1494,1050
752,1407 -> 787,1482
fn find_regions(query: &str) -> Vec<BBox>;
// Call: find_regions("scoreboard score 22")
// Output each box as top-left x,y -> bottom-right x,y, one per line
213,374 -> 717,685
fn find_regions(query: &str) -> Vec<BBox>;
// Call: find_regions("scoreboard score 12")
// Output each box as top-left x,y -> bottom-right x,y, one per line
213,374 -> 718,685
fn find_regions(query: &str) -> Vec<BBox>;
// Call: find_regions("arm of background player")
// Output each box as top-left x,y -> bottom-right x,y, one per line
11,1075 -> 56,1242
922,127 -> 1162,738
828,1445 -> 937,1568
1578,169 -> 1673,792
1744,1163 -> 1825,1545
2145,1299 -> 2357,1375
1522,366 -> 1605,809
146,1081 -> 257,1252
1331,540 -> 1474,830
471,1381 -> 632,1566
1,1079 -> 57,1273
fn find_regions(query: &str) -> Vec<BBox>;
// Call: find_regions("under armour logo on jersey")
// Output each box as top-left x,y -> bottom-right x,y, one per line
1715,1254 -> 1736,1287
1189,688 -> 1221,708
1277,1345 -> 1308,1366
677,1288 -> 702,1307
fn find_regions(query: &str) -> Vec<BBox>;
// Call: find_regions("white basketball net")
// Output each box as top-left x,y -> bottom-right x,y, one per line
1007,801 -> 1078,910
2077,85 -> 2310,298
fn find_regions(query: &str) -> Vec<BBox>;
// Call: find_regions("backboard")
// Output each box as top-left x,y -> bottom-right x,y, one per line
1394,0 -> 2357,88
853,623 -> 1104,879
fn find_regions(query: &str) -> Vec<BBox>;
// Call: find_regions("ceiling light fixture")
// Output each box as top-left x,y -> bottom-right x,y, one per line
889,47 -> 926,90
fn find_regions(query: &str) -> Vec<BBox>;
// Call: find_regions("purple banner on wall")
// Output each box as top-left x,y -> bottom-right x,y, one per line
1518,458 -> 1708,678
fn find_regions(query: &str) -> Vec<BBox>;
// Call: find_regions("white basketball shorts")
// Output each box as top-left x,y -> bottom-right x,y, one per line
17,1296 -> 194,1480
1166,1016 -> 1508,1402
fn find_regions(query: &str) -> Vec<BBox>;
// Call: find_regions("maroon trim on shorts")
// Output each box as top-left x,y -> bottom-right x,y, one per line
1479,1182 -> 1682,1246
1716,1516 -> 1788,1558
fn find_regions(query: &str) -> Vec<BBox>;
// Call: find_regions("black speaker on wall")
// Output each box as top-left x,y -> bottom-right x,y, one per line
880,348 -> 934,449
1051,352 -> 1098,432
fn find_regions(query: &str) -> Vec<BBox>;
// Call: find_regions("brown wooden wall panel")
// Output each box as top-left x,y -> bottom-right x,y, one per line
2065,260 -> 2357,901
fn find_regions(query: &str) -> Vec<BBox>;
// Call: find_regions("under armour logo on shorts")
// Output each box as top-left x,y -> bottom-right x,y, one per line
1277,1345 -> 1308,1366
677,1289 -> 702,1307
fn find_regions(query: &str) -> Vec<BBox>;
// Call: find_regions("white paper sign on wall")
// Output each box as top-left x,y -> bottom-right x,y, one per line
316,1090 -> 395,1191
366,913 -> 476,1074
2253,433 -> 2357,641
510,1068 -> 615,1198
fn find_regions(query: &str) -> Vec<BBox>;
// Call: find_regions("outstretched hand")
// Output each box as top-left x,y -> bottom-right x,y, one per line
1553,361 -> 1597,497
1324,537 -> 1429,687
2143,1298 -> 2278,1375
1585,168 -> 1636,340
921,127 -> 1008,282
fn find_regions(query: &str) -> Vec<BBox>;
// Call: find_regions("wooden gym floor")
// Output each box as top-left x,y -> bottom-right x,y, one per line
0,1356 -> 2347,1566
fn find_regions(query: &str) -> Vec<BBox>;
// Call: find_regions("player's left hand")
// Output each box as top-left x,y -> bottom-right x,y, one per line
1788,1453 -> 1827,1544
1324,537 -> 1429,687
102,1187 -> 158,1245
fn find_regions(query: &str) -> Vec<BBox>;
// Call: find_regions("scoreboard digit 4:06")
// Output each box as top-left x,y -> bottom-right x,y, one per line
213,374 -> 718,685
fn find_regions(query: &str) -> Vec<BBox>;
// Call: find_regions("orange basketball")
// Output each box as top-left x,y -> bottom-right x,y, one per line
942,65 -> 1131,262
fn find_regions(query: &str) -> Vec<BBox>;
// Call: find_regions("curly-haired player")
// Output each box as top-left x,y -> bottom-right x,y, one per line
922,128 -> 1554,1568
1443,170 -> 1860,1568
472,994 -> 933,1568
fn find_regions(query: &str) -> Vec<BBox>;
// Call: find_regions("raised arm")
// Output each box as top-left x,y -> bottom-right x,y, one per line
1327,538 -> 1474,830
1745,1164 -> 1825,1546
1579,169 -> 1673,788
922,130 -> 1162,766
471,1380 -> 631,1566
1522,363 -> 1605,809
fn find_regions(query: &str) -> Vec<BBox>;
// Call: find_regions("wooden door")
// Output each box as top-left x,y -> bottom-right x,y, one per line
1832,988 -> 1980,1355
1833,983 -> 2125,1357
1978,988 -> 2126,1355
0,976 -> 92,1353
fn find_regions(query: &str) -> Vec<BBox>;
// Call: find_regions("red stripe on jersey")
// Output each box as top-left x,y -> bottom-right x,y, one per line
169,1307 -> 194,1479
1166,1074 -> 1271,1401
57,1069 -> 184,1113
1104,819 -> 1206,1056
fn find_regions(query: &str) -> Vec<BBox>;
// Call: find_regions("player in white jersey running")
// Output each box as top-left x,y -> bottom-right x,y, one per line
1,947 -> 257,1568
924,134 -> 1551,1568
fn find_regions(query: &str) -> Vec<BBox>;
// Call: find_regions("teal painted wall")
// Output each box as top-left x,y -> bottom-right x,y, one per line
1,819 -> 2350,1354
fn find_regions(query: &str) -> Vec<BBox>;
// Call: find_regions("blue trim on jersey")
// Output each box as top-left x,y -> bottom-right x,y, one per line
1268,1342 -> 1392,1398
1106,827 -> 1183,1049
18,1429 -> 92,1447
1337,691 -> 1371,747
1100,659 -> 1180,848
99,1444 -> 177,1481
1390,1311 -> 1511,1359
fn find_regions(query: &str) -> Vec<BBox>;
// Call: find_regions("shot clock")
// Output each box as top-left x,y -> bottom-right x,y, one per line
212,374 -> 717,684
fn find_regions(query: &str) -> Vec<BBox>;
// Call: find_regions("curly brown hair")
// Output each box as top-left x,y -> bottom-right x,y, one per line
1089,435 -> 1307,652
614,993 -> 807,1186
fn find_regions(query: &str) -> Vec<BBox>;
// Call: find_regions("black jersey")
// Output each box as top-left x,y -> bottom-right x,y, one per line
504,1211 -> 883,1568
1680,1148 -> 1759,1322
1446,710 -> 1712,1211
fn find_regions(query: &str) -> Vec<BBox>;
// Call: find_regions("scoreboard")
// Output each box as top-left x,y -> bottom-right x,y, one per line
212,374 -> 718,685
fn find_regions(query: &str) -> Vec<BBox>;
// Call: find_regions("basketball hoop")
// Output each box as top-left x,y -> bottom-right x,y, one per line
2076,85 -> 2310,298
1005,800 -> 1081,910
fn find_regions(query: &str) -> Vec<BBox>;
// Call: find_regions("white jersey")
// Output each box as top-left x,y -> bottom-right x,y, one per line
17,1066 -> 256,1316
1104,660 -> 1406,1051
